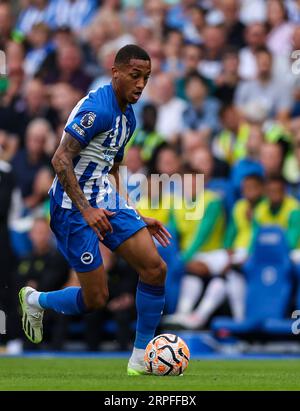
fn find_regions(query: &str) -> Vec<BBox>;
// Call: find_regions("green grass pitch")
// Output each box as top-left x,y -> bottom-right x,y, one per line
1,358 -> 300,390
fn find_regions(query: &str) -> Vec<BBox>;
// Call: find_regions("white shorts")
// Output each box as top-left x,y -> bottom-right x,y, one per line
192,249 -> 230,276
231,248 -> 248,265
290,249 -> 300,264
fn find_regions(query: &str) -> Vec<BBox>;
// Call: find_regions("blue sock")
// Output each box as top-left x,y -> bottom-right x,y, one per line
134,281 -> 165,349
38,287 -> 88,315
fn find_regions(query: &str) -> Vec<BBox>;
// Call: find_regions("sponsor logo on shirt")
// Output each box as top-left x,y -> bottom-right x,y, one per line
72,123 -> 86,136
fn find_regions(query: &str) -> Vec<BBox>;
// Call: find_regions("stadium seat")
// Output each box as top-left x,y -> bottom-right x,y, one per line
260,262 -> 300,336
206,178 -> 236,216
212,226 -> 293,337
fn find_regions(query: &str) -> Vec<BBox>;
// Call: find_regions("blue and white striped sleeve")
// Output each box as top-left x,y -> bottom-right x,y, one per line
65,105 -> 110,148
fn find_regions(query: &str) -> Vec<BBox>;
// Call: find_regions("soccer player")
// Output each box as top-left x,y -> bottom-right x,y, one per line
19,44 -> 171,375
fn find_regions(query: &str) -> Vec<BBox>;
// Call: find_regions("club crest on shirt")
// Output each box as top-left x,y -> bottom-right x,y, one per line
80,112 -> 96,128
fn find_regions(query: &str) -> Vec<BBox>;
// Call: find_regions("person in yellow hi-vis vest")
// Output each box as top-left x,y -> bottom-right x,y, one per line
224,174 -> 265,320
252,175 -> 300,262
135,175 -> 172,226
162,169 -> 228,329
135,175 -> 184,314
254,176 -> 299,231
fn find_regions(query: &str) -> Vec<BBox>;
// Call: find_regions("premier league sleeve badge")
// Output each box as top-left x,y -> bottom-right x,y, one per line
80,112 -> 96,128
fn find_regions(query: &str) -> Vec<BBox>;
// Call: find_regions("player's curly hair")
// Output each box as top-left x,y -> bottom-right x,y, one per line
114,44 -> 150,65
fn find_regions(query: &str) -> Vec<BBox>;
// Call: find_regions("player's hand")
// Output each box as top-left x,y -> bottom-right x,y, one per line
143,217 -> 172,248
82,207 -> 115,241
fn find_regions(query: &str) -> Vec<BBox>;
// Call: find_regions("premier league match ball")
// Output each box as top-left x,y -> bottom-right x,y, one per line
144,334 -> 190,376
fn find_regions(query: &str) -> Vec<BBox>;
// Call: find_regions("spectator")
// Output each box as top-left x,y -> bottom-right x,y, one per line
135,174 -> 183,314
239,0 -> 267,24
252,175 -> 300,268
224,174 -> 265,320
149,72 -> 187,143
288,130 -> 300,199
89,44 -> 119,91
11,118 -> 51,205
212,104 -> 248,165
131,20 -> 155,49
162,29 -> 184,78
0,1 -> 14,50
180,129 -> 210,163
182,71 -> 220,135
238,22 -> 267,80
234,47 -> 293,121
81,24 -> 106,79
37,41 -> 93,94
0,136 -> 21,354
136,174 -> 171,226
18,217 -> 70,292
0,129 -> 19,163
24,23 -> 54,78
220,0 -> 246,49
198,25 -> 226,80
286,0 -> 300,24
31,166 -> 54,218
189,146 -> 234,214
182,4 -> 206,45
175,43 -> 208,100
266,0 -> 295,57
15,0 -> 57,36
0,78 -> 58,145
254,175 -> 300,231
52,0 -> 98,34
163,166 -> 227,329
141,0 -> 167,37
122,145 -> 145,202
91,11 -> 135,53
231,123 -> 265,197
0,41 -> 25,117
129,103 -> 165,163
149,143 -> 182,178
214,47 -> 240,105
48,82 -> 81,126
166,0 -> 198,31
259,141 -> 286,178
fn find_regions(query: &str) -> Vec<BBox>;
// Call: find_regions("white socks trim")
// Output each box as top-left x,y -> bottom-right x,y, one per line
27,291 -> 42,309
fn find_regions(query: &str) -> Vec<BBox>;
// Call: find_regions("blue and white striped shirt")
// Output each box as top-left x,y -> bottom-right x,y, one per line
49,83 -> 136,210
16,0 -> 97,34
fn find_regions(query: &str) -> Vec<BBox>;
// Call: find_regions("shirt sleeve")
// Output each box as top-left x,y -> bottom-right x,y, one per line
65,104 -> 110,148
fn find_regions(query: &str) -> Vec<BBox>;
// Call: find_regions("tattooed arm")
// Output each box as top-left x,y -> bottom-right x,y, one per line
52,133 -> 89,212
51,133 -> 115,240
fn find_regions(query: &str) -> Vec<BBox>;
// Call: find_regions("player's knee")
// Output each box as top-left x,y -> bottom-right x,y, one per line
85,290 -> 109,311
141,258 -> 167,286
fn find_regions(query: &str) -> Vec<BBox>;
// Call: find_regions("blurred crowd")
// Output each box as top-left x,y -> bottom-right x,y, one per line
1,0 -> 300,353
